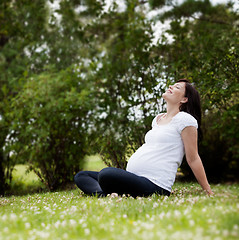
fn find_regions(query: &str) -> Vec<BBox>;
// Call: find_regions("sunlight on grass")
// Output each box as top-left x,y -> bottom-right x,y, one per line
9,165 -> 45,195
0,183 -> 238,240
83,155 -> 107,171
12,164 -> 40,183
8,155 -> 106,195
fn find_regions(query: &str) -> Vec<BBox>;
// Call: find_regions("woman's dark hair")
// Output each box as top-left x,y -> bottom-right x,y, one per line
177,79 -> 202,140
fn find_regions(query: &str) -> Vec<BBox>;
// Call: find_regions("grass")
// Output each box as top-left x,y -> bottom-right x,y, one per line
0,157 -> 238,240
9,165 -> 46,195
84,155 -> 107,171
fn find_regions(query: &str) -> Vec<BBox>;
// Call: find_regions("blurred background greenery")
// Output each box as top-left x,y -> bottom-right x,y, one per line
0,0 -> 238,195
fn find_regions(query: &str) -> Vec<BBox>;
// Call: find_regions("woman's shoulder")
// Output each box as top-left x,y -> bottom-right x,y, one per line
174,111 -> 198,131
176,111 -> 196,120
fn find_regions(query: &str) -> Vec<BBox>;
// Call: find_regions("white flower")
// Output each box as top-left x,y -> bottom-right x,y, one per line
10,213 -> 17,220
159,212 -> 165,219
183,208 -> 190,215
174,210 -> 181,217
46,224 -> 51,230
163,196 -> 169,201
207,218 -> 213,223
233,224 -> 238,230
166,212 -> 171,218
222,230 -> 229,236
189,220 -> 195,226
84,228 -> 90,235
168,224 -> 173,230
109,193 -> 118,198
70,206 -> 77,213
82,223 -> 87,228
37,231 -> 50,238
69,219 -> 77,226
25,222 -> 31,229
153,202 -> 159,208
63,233 -> 68,239
78,219 -> 84,224
62,220 -> 67,227
142,222 -> 154,230
54,220 -> 61,228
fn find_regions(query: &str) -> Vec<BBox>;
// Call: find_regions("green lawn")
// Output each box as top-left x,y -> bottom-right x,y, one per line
83,155 -> 107,171
1,157 -> 238,240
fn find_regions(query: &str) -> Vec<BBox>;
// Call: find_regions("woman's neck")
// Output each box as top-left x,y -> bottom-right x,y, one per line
166,103 -> 180,119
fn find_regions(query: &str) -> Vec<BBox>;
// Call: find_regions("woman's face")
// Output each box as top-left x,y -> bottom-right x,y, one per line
162,82 -> 188,105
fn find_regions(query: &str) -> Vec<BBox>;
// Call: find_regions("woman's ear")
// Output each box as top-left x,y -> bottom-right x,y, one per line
180,97 -> 188,104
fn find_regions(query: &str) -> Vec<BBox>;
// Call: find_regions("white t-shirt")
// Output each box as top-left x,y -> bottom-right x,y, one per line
126,111 -> 198,192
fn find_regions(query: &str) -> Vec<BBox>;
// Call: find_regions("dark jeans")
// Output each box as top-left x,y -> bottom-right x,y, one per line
74,167 -> 170,197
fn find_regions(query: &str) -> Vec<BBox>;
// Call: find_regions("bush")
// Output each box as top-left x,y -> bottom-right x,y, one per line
7,68 -> 93,190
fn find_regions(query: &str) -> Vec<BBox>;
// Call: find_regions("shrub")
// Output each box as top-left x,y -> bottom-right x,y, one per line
7,68 -> 93,190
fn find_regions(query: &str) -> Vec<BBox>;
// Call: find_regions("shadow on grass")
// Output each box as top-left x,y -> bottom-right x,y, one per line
5,180 -> 47,196
5,180 -> 78,197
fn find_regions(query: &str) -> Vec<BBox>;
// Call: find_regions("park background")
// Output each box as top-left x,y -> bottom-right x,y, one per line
1,0 -> 238,195
0,1 -> 239,239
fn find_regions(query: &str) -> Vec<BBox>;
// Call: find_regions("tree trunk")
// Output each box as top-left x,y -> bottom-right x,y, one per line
0,151 -> 6,196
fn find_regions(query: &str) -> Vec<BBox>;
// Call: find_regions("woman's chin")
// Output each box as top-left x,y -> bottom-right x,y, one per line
162,93 -> 167,99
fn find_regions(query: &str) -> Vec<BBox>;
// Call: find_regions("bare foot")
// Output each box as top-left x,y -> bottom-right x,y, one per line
109,193 -> 119,198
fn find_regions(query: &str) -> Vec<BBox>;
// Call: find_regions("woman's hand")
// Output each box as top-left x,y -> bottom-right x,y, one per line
204,188 -> 214,196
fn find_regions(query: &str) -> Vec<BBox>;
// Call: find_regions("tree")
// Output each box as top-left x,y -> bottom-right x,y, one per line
0,0 -> 49,195
2,0 -> 238,195
8,68 -> 93,190
1,0 -> 106,192
152,0 -> 239,180
86,1 -> 166,168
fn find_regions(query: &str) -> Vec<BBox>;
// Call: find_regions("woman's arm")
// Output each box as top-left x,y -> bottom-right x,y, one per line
181,126 -> 213,195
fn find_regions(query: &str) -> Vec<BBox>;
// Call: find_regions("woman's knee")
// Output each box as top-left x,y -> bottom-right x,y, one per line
74,171 -> 87,183
98,167 -> 116,183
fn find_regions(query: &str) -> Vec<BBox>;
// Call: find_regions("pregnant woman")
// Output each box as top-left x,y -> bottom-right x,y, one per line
74,79 -> 213,197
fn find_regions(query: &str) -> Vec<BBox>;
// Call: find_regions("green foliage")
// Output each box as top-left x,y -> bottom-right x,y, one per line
87,2 -> 165,168
149,0 -> 167,9
7,69 -> 93,190
154,0 -> 239,180
0,0 -> 49,195
1,0 -> 239,194
0,0 -> 106,193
